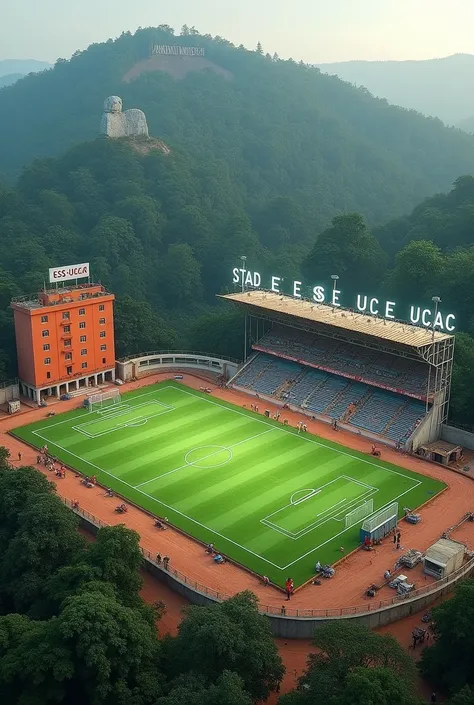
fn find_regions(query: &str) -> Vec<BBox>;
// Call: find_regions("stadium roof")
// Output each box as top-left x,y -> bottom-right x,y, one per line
219,291 -> 453,349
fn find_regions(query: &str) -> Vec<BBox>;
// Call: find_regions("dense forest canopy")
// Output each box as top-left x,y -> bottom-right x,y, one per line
1,26 -> 474,427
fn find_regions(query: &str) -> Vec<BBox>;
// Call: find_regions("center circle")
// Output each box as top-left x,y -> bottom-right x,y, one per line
185,445 -> 233,468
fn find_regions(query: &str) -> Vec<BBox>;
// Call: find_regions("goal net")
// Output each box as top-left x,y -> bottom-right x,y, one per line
87,389 -> 121,412
344,499 -> 374,529
361,502 -> 399,535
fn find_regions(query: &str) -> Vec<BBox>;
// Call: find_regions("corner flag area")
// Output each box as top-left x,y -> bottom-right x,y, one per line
11,382 -> 446,587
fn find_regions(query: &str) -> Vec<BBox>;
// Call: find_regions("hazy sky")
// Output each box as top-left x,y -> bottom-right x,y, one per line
2,0 -> 474,64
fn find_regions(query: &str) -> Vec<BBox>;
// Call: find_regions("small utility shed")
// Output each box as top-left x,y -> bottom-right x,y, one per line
423,538 -> 465,579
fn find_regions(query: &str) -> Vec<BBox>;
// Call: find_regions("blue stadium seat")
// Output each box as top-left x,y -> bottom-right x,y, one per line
232,350 -> 426,443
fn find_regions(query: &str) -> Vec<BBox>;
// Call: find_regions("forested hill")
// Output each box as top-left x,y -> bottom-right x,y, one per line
2,27 -> 474,230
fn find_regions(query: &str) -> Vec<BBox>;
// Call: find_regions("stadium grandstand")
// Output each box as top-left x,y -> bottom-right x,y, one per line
220,291 -> 455,450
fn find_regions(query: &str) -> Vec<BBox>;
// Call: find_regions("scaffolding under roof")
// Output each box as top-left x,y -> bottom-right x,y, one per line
220,290 -> 453,350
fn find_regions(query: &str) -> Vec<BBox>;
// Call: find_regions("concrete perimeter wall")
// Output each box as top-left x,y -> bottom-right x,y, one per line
441,424 -> 474,451
116,352 -> 239,382
76,511 -> 474,639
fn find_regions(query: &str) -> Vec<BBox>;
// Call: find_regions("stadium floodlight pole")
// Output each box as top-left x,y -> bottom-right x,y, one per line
426,295 -> 441,418
330,274 -> 339,309
431,296 -> 441,341
241,255 -> 248,362
240,255 -> 247,293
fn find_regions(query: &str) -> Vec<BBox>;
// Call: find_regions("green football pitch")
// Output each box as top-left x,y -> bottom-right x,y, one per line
11,382 -> 446,587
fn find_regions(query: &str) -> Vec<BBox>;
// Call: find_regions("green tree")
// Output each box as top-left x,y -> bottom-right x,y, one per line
302,214 -> 387,294
157,671 -> 252,705
188,310 -> 245,359
86,525 -> 144,607
0,491 -> 85,615
385,240 -> 444,304
420,580 -> 474,693
0,585 -> 163,705
280,622 -> 417,705
160,244 -> 203,305
115,195 -> 164,246
166,591 -> 284,701
447,686 -> 474,705
449,333 -> 474,426
114,295 -> 177,358
335,666 -> 422,705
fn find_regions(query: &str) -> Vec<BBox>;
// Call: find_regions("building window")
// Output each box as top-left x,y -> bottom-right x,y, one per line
99,331 -> 106,338
102,357 -> 106,364
99,304 -> 105,311
63,325 -> 71,333
81,362 -> 88,369
62,311 -> 70,320
100,344 -> 107,351
64,339 -> 71,347
99,317 -> 106,325
80,335 -> 86,343
43,344 -> 50,351
46,371 -> 51,379
44,357 -> 51,365
65,353 -> 72,361
41,315 -> 48,323
42,330 -> 49,338
67,366 -> 72,374
79,322 -> 86,329
79,308 -> 85,315
81,349 -> 87,356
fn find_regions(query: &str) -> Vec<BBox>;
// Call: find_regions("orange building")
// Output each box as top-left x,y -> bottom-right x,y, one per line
11,283 -> 116,403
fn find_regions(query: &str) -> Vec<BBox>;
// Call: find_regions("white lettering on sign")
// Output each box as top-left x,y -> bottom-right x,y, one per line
151,45 -> 205,57
385,301 -> 396,319
230,269 -> 457,332
271,276 -> 281,292
332,288 -> 341,307
312,286 -> 325,303
49,263 -> 90,284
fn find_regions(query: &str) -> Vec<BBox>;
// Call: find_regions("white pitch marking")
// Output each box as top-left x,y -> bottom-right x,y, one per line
134,428 -> 275,488
30,428 -> 284,570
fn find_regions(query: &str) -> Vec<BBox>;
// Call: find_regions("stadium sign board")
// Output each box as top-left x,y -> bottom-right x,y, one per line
151,45 -> 205,57
231,268 -> 456,332
49,263 -> 90,284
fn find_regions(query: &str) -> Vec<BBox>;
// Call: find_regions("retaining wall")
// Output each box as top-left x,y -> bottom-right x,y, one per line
441,424 -> 474,450
74,507 -> 474,639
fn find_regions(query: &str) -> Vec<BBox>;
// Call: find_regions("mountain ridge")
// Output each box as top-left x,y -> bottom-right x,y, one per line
316,54 -> 474,125
0,59 -> 52,77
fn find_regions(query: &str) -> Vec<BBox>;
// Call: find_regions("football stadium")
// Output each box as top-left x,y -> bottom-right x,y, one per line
8,274 -> 459,591
12,381 -> 445,587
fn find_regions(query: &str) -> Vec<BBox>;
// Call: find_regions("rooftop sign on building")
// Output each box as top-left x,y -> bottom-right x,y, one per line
48,263 -> 90,284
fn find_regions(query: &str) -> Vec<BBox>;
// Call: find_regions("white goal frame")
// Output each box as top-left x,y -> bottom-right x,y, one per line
87,388 -> 121,412
344,499 -> 374,529
361,502 -> 399,534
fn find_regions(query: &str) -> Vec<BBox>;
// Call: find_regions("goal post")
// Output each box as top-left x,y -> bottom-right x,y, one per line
360,502 -> 399,542
344,499 -> 374,529
86,388 -> 121,412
